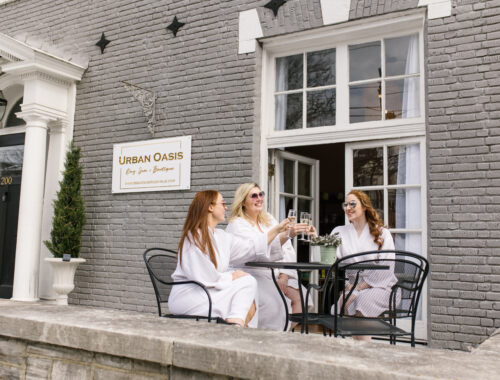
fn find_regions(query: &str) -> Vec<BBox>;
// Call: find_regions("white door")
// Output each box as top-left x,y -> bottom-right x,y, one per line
272,150 -> 319,261
345,137 -> 427,341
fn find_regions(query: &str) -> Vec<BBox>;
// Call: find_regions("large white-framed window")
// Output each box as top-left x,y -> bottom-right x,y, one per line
260,11 -> 426,150
346,136 -> 427,340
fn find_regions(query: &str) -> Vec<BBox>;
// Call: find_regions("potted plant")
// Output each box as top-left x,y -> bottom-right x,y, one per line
44,141 -> 86,305
310,233 -> 342,264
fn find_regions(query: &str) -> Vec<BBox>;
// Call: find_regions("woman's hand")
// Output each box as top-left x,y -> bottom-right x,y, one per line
287,223 -> 309,238
308,225 -> 318,238
277,273 -> 289,293
276,218 -> 290,233
232,270 -> 249,281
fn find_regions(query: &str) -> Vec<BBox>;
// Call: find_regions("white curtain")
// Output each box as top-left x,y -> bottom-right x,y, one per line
279,157 -> 286,221
395,144 -> 421,253
275,59 -> 288,131
402,34 -> 419,118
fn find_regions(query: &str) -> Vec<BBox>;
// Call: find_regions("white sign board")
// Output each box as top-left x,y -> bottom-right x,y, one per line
112,136 -> 191,193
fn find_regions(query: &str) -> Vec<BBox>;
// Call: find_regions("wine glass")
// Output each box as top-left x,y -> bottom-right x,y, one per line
299,212 -> 309,240
306,213 -> 313,242
287,209 -> 296,238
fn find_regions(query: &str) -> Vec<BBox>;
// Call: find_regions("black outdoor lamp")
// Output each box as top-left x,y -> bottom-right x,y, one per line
0,90 -> 7,121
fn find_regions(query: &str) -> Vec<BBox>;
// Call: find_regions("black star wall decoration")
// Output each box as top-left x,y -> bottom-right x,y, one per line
96,32 -> 110,54
166,16 -> 185,37
264,0 -> 287,17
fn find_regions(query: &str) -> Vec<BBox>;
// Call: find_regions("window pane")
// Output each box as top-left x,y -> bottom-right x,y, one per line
298,163 -> 311,196
385,34 -> 419,77
385,78 -> 420,120
307,89 -> 336,128
388,189 -> 421,229
393,233 -> 421,254
281,159 -> 294,194
353,147 -> 383,186
388,144 -> 420,185
307,48 -> 336,87
349,82 -> 381,123
298,198 -> 311,216
280,195 -> 295,221
363,189 -> 384,222
349,41 -> 381,82
275,93 -> 302,130
276,54 -> 303,91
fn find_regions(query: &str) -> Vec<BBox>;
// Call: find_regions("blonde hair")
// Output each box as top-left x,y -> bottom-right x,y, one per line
229,183 -> 271,227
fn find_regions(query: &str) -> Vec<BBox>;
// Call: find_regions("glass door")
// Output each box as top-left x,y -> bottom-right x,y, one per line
345,137 -> 427,340
274,151 -> 319,263
0,133 -> 24,298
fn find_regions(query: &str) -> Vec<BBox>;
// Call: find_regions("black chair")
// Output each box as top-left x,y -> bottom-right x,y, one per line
303,250 -> 429,347
143,248 -> 227,324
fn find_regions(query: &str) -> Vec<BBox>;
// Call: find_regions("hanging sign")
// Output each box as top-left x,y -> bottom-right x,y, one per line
112,136 -> 191,193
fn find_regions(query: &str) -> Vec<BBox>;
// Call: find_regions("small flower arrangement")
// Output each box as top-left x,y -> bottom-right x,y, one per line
310,232 -> 342,247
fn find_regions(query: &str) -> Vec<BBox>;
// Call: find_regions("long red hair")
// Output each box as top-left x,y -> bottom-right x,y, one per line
349,190 -> 385,250
178,190 -> 219,268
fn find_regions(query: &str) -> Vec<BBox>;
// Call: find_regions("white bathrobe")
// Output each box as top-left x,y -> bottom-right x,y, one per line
331,223 -> 398,317
226,215 -> 308,331
168,228 -> 283,327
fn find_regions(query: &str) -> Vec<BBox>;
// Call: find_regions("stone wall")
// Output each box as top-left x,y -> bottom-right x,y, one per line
0,301 -> 500,380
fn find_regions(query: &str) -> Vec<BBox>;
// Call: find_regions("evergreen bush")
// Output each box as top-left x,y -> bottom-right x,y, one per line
44,141 -> 86,258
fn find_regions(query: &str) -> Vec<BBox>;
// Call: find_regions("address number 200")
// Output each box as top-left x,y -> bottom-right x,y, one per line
0,176 -> 13,186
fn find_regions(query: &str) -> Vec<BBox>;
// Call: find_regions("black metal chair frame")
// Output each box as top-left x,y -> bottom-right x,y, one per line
303,250 -> 429,347
143,248 -> 228,324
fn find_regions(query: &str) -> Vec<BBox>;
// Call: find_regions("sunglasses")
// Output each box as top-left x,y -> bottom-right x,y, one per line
342,200 -> 357,210
250,191 -> 265,199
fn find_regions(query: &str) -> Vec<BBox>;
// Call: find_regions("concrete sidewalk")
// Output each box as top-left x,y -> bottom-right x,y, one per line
0,299 -> 499,379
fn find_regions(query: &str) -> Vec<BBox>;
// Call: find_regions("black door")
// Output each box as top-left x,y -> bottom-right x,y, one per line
0,133 -> 24,299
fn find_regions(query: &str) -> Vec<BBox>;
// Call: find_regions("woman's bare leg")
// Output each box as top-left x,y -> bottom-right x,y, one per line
283,286 -> 302,329
225,318 -> 244,327
244,301 -> 257,327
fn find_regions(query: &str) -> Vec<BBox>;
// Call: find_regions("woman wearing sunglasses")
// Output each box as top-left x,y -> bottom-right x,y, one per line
330,190 -> 398,340
226,183 -> 310,331
168,190 -> 289,327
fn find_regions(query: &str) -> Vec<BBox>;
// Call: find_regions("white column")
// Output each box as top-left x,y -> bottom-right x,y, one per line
11,114 -> 51,301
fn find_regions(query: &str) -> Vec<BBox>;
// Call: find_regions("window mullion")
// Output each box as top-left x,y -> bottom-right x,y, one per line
383,144 -> 388,226
303,53 -> 307,129
381,38 -> 386,121
336,44 -> 349,126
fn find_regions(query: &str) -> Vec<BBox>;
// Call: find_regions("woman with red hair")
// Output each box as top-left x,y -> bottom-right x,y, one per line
331,190 -> 398,339
168,190 -> 289,327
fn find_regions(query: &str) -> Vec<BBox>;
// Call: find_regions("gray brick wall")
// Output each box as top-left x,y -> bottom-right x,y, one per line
427,0 -> 500,350
1,0 -> 500,351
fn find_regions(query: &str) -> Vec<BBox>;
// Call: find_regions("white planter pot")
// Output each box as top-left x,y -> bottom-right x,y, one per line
44,258 -> 85,305
320,246 -> 337,265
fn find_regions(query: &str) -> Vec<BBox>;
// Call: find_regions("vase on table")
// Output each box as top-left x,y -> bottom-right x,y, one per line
320,246 -> 337,265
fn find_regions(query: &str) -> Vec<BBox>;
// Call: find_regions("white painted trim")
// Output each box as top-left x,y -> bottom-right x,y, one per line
321,0 -> 350,25
266,122 -> 425,149
418,0 -> 452,19
238,9 -> 264,54
345,136 -> 428,340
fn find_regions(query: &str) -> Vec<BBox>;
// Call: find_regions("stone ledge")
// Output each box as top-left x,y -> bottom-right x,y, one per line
0,300 -> 499,379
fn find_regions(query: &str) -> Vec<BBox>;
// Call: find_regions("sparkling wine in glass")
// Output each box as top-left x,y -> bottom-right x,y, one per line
287,209 -> 297,238
300,212 -> 309,240
306,213 -> 313,242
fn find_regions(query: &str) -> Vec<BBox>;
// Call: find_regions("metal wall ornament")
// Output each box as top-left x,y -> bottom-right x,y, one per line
166,16 -> 185,37
96,33 -> 110,54
264,0 -> 287,17
121,81 -> 157,137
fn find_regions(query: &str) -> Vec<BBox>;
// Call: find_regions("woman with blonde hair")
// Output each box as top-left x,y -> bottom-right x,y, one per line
168,190 -> 289,327
331,190 -> 398,340
226,183 -> 310,331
